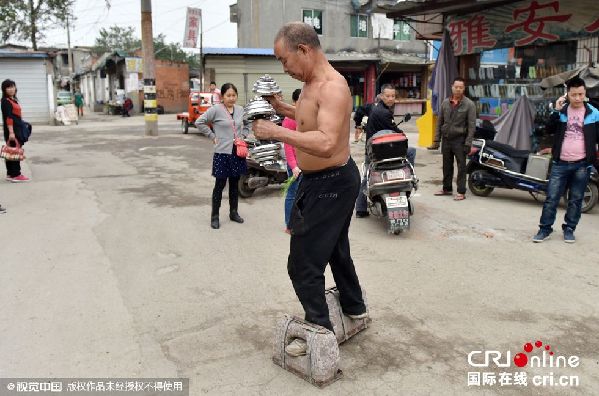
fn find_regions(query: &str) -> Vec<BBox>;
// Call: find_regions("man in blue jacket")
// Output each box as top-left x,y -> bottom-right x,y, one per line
533,77 -> 599,243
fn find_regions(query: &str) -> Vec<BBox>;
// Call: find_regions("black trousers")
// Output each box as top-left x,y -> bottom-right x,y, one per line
3,129 -> 22,177
442,137 -> 468,194
288,157 -> 366,331
212,177 -> 239,213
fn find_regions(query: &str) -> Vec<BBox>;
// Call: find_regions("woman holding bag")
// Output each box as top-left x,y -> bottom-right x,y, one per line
195,83 -> 249,229
1,79 -> 29,182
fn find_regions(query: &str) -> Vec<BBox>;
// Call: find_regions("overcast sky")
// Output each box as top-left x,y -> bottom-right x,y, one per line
41,0 -> 238,50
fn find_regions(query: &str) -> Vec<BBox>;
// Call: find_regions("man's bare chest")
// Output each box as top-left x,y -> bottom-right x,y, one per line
295,97 -> 319,132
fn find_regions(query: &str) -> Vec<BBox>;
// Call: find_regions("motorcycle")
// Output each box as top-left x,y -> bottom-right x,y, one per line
467,138 -> 599,213
238,138 -> 288,198
364,114 -> 419,234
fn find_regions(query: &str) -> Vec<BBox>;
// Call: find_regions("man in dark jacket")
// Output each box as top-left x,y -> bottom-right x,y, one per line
355,84 -> 416,217
533,77 -> 599,243
430,77 -> 476,201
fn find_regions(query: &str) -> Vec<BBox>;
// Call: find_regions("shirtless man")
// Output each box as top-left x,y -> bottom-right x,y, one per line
252,22 -> 367,356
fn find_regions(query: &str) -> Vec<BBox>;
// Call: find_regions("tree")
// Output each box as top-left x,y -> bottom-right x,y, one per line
153,34 -> 199,68
0,0 -> 111,51
93,28 -> 199,68
93,25 -> 141,54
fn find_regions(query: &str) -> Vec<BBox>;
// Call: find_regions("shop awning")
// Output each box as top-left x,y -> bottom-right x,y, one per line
92,50 -> 129,71
327,51 -> 429,65
540,66 -> 599,90
361,0 -> 521,17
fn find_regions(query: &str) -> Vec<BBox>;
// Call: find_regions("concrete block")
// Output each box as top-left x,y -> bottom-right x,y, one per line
272,315 -> 342,388
326,286 -> 371,344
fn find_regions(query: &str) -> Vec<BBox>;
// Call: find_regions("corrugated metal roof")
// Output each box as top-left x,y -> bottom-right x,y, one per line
327,51 -> 430,65
0,49 -> 48,59
203,48 -> 274,56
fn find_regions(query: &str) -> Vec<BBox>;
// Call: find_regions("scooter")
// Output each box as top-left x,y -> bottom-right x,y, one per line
364,114 -> 419,234
238,138 -> 288,198
467,138 -> 599,212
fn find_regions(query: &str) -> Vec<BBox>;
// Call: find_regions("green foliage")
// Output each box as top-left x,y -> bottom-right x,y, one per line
0,0 -> 76,50
152,34 -> 199,68
93,27 -> 199,67
93,25 -> 140,54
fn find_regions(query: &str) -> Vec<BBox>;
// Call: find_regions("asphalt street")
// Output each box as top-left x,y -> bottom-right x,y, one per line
1,113 -> 598,395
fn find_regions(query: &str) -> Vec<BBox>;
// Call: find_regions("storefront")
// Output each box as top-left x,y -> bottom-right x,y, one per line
329,52 -> 430,115
329,60 -> 374,109
373,0 -> 599,115
445,1 -> 599,120
377,56 -> 431,115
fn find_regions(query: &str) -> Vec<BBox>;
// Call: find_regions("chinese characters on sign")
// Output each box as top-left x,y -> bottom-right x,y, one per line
446,0 -> 598,55
183,7 -> 202,48
303,9 -> 323,35
505,1 -> 571,46
585,17 -> 599,33
448,15 -> 497,55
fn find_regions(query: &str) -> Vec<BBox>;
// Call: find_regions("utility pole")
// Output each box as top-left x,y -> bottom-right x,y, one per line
66,14 -> 74,94
141,0 -> 158,136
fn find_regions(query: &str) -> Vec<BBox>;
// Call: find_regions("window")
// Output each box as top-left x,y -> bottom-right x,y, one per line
350,14 -> 368,38
61,53 -> 69,65
303,9 -> 323,35
394,19 -> 411,41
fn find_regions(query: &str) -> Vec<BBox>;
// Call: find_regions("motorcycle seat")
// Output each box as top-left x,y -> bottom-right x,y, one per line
485,140 -> 531,160
371,133 -> 407,145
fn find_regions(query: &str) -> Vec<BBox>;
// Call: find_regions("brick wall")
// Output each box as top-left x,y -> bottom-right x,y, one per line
155,60 -> 189,113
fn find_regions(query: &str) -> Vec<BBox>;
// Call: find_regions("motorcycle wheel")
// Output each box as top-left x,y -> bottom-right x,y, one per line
581,182 -> 598,213
238,174 -> 256,198
181,120 -> 189,134
468,170 -> 495,197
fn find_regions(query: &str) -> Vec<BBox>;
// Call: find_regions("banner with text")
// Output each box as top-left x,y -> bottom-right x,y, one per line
447,0 -> 599,55
183,7 -> 202,48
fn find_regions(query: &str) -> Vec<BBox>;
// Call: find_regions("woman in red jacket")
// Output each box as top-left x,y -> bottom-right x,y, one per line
1,79 -> 29,182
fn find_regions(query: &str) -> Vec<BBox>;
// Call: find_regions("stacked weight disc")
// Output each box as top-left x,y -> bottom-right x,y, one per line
253,74 -> 282,96
243,96 -> 276,122
243,75 -> 285,169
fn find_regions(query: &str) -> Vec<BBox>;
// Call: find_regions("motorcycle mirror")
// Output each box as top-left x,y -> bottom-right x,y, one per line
404,113 -> 412,122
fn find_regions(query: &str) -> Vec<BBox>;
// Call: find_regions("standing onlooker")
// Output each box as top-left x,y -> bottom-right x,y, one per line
195,83 -> 249,229
74,90 -> 84,117
533,77 -> 599,243
209,81 -> 221,104
431,77 -> 476,201
1,79 -> 30,182
283,88 -> 302,233
122,97 -> 133,117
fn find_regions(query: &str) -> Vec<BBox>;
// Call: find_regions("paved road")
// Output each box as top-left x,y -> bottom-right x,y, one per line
1,114 -> 598,395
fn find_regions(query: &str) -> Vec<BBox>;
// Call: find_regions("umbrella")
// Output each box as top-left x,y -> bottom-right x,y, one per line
492,95 -> 535,151
430,28 -> 458,115
540,65 -> 599,89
